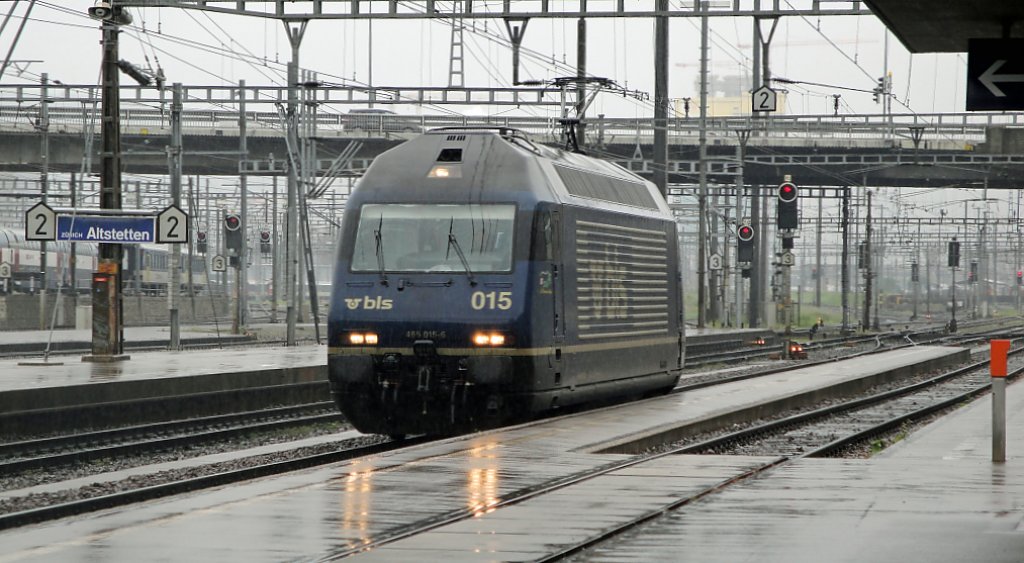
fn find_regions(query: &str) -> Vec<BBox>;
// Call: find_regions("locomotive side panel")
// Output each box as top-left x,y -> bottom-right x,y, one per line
562,207 -> 679,395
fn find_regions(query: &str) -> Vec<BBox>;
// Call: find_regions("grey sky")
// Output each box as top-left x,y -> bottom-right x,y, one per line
10,2 -> 968,118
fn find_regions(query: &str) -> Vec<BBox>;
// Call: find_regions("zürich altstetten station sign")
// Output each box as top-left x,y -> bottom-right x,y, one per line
56,215 -> 156,244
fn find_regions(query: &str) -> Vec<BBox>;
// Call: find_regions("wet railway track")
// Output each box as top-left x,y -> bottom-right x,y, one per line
676,349 -> 1024,459
0,433 -> 414,531
678,319 -> 1020,393
547,352 -> 1024,560
313,341 -> 1024,561
0,321 -> 1017,535
0,402 -> 340,474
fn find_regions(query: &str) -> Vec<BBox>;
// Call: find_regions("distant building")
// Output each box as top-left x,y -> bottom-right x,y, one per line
675,74 -> 787,117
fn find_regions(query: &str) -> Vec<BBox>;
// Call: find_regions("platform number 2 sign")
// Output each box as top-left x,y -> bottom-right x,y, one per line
751,86 -> 778,113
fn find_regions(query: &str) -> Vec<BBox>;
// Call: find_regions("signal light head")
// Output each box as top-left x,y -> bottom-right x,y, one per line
738,225 -> 754,242
778,182 -> 798,202
197,231 -> 207,242
224,214 -> 241,231
260,231 -> 271,242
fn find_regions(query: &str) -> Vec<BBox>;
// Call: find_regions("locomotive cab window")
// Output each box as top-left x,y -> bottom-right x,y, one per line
351,204 -> 515,273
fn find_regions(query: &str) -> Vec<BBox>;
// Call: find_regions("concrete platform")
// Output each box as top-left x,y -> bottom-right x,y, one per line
0,344 -> 326,413
580,381 -> 1024,562
0,325 -> 252,355
0,346 -> 976,562
0,326 -> 763,415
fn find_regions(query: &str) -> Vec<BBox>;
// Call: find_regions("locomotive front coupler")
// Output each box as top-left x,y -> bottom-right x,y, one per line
413,340 -> 437,392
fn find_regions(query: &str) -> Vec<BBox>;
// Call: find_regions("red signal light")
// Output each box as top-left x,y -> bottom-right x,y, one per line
260,231 -> 271,242
738,225 -> 754,241
777,182 -> 798,202
197,231 -> 207,242
224,214 -> 241,231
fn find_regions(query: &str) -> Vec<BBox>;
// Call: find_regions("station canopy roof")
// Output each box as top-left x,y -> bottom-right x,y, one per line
865,1 -> 1024,53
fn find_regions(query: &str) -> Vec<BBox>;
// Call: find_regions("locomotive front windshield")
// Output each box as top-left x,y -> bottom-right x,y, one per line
350,204 -> 515,273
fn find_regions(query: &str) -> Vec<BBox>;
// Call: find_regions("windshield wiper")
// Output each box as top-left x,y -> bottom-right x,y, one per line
374,215 -> 388,286
446,218 -> 477,286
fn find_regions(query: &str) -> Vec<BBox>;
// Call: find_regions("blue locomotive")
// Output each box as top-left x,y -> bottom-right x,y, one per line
328,127 -> 684,436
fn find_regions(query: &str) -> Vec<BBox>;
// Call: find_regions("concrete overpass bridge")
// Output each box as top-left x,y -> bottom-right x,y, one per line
3,105 -> 1023,190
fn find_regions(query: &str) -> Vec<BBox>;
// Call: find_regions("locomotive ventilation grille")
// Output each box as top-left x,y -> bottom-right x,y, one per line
554,165 -> 659,210
574,220 -> 669,340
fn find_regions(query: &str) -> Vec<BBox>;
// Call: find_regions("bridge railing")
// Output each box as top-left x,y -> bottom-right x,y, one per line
0,103 -> 1012,148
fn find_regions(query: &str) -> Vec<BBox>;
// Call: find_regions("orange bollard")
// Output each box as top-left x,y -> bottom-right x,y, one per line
990,339 -> 1010,377
991,339 -> 1010,463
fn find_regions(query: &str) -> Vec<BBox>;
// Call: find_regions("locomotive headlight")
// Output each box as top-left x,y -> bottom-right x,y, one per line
428,165 -> 463,179
348,332 -> 379,345
472,332 -> 506,347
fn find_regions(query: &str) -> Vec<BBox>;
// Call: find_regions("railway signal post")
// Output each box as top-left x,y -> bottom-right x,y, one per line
224,212 -> 243,334
948,237 -> 960,333
776,179 -> 798,334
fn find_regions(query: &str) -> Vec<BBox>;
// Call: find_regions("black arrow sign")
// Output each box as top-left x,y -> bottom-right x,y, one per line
967,38 -> 1024,111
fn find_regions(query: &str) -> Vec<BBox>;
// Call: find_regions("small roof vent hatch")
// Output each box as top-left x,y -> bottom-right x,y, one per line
437,148 -> 463,162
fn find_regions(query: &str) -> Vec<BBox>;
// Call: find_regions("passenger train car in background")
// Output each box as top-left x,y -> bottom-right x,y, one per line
328,127 -> 685,437
0,228 -> 208,295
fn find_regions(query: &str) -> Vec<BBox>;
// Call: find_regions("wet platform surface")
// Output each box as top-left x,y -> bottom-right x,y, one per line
580,382 -> 1024,562
0,344 -> 326,411
0,325 -> 254,357
0,325 -> 235,346
0,344 -> 326,391
0,346 -> 971,562
0,326 -> 763,411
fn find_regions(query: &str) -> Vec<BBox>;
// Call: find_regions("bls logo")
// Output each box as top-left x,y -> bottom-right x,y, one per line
345,296 -> 393,310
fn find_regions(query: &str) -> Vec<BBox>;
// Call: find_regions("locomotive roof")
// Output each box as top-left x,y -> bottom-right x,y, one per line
351,127 -> 672,217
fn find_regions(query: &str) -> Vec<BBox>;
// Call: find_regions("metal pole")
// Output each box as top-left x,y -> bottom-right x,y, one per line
734,137 -> 746,329
271,169 -> 279,323
0,0 -> 34,82
751,18 -> 761,117
951,236 -> 958,332
841,188 -> 850,333
993,375 -> 1006,462
168,83 -> 182,350
69,172 -> 76,309
863,190 -> 872,331
238,79 -> 249,332
872,200 -> 881,331
1018,190 -> 1022,314
761,184 -> 770,326
284,21 -> 306,346
575,17 -> 586,145
815,194 -> 822,307
652,0 -> 668,196
696,1 -> 708,328
186,176 -> 193,304
926,239 -> 932,315
913,222 -> 920,320
749,184 -> 760,328
94,19 -> 124,358
38,72 -> 48,330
